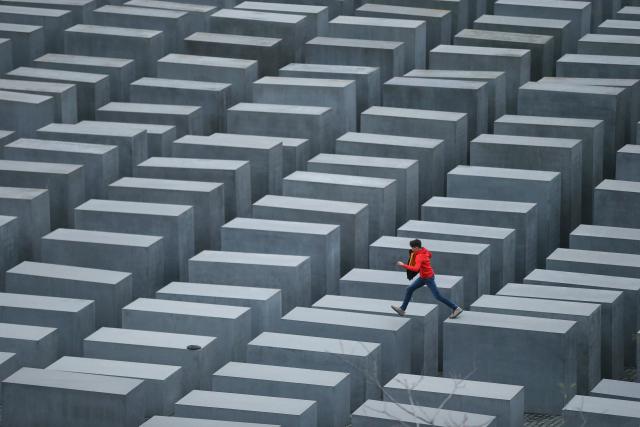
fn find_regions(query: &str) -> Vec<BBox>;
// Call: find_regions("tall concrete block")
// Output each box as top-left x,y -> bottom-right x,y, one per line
570,224 -> 640,255
365,0 -> 469,32
597,19 -> 640,37
0,5 -> 72,53
96,102 -> 203,137
0,23 -> 45,68
0,215 -> 18,291
616,144 -> 640,182
235,1 -> 328,39
593,180 -> 640,228
547,248 -> 640,281
0,78 -> 77,124
0,322 -> 58,368
0,90 -> 55,138
0,186 -> 49,260
0,0 -> 97,23
78,120 -> 174,157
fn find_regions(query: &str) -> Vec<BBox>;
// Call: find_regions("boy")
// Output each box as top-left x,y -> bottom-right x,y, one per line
392,239 -> 463,318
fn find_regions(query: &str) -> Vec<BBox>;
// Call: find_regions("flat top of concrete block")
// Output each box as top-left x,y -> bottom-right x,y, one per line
37,53 -> 134,68
123,297 -> 249,319
497,0 -> 590,10
67,24 -> 162,39
619,6 -> 640,14
386,374 -> 523,399
212,8 -> 305,23
431,43 -> 529,57
280,137 -> 308,147
362,106 -> 467,121
237,1 -> 326,13
127,0 -> 217,13
338,131 -> 443,148
159,53 -> 257,69
599,19 -> 640,29
141,416 -> 279,427
473,133 -> 580,149
76,198 -> 193,217
498,283 -> 622,304
95,4 -> 187,18
526,269 -> 640,291
308,36 -> 403,49
281,62 -> 378,75
450,164 -> 560,182
558,53 -> 640,66
472,294 -> 600,317
596,179 -> 640,193
223,216 -> 339,235
0,186 -> 47,200
8,66 -> 109,84
495,114 -> 603,128
313,294 -> 437,317
620,144 -> 640,154
132,77 -> 230,92
354,399 -> 497,425
0,4 -> 70,17
0,22 -> 41,33
158,281 -> 280,300
0,292 -> 93,312
372,235 -> 490,256
564,395 -> 640,417
39,123 -> 145,138
356,3 -> 451,18
8,261 -> 131,284
78,120 -> 173,134
475,14 -> 571,28
0,322 -> 56,340
591,379 -> 640,400
8,138 -> 116,155
0,352 -> 15,364
249,331 -> 380,355
47,356 -> 181,380
138,156 -> 248,170
405,69 -> 505,80
0,78 -> 75,94
549,248 -> 640,267
5,0 -> 94,6
230,102 -> 331,115
581,33 -> 640,45
0,89 -> 51,105
0,215 -> 17,227
386,77 -> 487,90
186,32 -> 281,47
341,268 -> 463,288
572,223 -> 640,241
3,367 -> 143,394
215,361 -> 348,386
255,194 -> 367,214
457,28 -> 553,43
44,227 -> 162,247
330,14 -> 425,29
177,390 -> 315,415
86,327 -> 215,348
211,133 -> 298,147
0,159 -> 82,174
256,75 -> 353,88
286,170 -> 397,189
99,102 -> 200,115
191,250 -> 309,267
444,310 -> 575,334
400,220 -> 515,239
284,306 -> 409,331
110,177 -> 222,193
0,130 -> 15,139
310,153 -> 416,168
176,134 -> 281,150
424,196 -> 536,213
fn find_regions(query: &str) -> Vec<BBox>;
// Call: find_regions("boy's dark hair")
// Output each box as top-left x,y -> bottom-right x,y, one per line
409,239 -> 422,248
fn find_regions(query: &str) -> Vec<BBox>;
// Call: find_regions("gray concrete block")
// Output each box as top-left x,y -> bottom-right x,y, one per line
247,331 -> 381,410
77,120 -> 173,158
547,248 -> 640,281
40,228 -> 164,299
172,133 -> 282,201
0,90 -> 56,138
369,235 -> 490,308
0,38 -> 12,73
593,179 -> 640,228
108,177 -> 224,251
312,294 -> 439,376
211,362 -> 349,427
74,199 -> 194,282
0,216 -> 18,291
134,156 -> 251,220
0,23 -> 45,68
157,281 -> 281,338
597,19 -> 640,37
365,0 -> 469,32
0,292 -> 95,356
0,78 -> 77,123
0,322 -> 57,368
188,250 -> 311,313
384,374 -> 524,427
64,24 -> 164,78
175,390 -> 317,427
141,417 -> 279,427
0,0 -> 97,23
236,1 -> 328,39
0,130 -> 16,147
46,356 -> 183,416
253,194 -> 368,273
84,327 -> 217,391
96,102 -> 203,137
591,379 -> 640,402
399,220 -> 516,292
617,144 -> 640,181
0,186 -> 49,261
157,53 -> 257,105
6,261 -> 132,328
283,170 -> 396,241
0,5 -> 72,53
563,395 -> 640,426
1,367 -> 146,427
0,351 -> 18,392
570,224 -> 640,255
443,311 -> 578,414
281,137 -> 310,175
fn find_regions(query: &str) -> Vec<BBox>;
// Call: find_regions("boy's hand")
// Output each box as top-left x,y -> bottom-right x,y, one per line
396,261 -> 404,267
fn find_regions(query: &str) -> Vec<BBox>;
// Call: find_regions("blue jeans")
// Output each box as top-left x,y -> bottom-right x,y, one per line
401,276 -> 459,311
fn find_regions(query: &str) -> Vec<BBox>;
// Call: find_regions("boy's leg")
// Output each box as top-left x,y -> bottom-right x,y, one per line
426,277 -> 459,311
401,277 -> 426,311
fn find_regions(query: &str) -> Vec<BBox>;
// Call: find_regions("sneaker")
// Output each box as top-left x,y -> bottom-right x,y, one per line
391,305 -> 406,316
449,307 -> 463,319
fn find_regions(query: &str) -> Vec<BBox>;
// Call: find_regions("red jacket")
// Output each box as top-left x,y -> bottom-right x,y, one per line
402,247 -> 435,278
